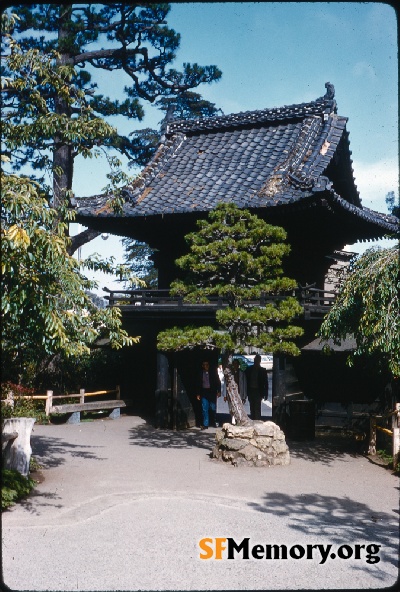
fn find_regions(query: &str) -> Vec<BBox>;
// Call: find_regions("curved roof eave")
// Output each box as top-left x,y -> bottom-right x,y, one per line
75,87 -> 394,242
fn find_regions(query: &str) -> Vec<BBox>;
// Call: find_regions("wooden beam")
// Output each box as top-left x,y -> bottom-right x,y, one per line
50,400 -> 129,414
376,426 -> 393,437
12,395 -> 48,400
45,390 -> 53,416
368,416 -> 377,455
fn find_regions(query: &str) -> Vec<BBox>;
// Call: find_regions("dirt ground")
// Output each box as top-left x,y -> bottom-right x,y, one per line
2,415 -> 399,591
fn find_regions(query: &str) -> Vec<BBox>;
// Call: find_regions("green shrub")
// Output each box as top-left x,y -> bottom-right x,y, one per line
29,456 -> 42,473
377,448 -> 392,464
376,448 -> 400,473
1,382 -> 47,423
1,469 -> 36,510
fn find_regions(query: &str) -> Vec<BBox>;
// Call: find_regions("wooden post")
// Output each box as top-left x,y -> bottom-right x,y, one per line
45,390 -> 53,416
368,416 -> 377,455
5,388 -> 14,410
80,389 -> 85,404
172,367 -> 178,431
392,403 -> 400,470
116,385 -> 121,400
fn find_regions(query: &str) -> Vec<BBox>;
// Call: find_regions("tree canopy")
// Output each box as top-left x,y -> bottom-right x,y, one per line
157,203 -> 304,425
1,17 -> 139,385
158,203 -> 303,355
385,191 -> 399,219
2,4 -> 222,251
1,6 -> 222,385
122,238 -> 158,288
1,166 -> 138,379
318,246 -> 400,378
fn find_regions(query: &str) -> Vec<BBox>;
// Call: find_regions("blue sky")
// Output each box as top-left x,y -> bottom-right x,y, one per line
72,2 -> 398,293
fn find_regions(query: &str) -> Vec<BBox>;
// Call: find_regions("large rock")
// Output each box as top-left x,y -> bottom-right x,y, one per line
211,421 -> 290,467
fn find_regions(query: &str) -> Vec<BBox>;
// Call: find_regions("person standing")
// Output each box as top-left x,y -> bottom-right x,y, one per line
197,360 -> 221,430
245,354 -> 268,420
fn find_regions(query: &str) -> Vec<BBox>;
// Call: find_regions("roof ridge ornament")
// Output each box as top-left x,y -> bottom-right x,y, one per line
324,82 -> 335,100
318,82 -> 337,115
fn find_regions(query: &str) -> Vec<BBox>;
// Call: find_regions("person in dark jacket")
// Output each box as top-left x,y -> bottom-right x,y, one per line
196,361 -> 221,430
245,354 -> 268,420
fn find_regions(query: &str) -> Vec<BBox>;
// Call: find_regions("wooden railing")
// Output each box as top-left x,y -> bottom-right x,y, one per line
45,387 -> 124,416
3,387 -> 128,424
103,285 -> 337,318
298,286 -> 337,319
368,403 -> 400,469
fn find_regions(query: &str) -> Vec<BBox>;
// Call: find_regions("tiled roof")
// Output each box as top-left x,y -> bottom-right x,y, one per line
326,192 -> 398,234
76,89 -> 398,236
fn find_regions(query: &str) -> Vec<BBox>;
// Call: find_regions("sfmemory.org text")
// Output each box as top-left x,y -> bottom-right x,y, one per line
198,538 -> 381,564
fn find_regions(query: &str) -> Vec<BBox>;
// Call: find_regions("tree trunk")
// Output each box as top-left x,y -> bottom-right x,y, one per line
53,6 -> 74,212
53,6 -> 99,252
222,354 -> 253,427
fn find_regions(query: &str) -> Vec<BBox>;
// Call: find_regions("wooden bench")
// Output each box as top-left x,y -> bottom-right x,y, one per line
45,387 -> 131,424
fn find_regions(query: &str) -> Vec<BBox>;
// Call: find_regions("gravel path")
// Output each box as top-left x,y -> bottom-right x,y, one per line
2,415 -> 399,591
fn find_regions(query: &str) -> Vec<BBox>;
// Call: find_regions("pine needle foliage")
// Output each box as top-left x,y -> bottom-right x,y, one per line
157,203 -> 303,355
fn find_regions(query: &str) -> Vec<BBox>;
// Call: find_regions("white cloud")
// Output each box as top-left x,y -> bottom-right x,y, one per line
345,158 -> 398,255
352,158 -> 399,211
352,61 -> 377,80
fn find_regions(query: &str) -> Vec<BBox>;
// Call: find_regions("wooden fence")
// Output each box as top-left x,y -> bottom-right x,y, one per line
3,387 -> 128,423
368,403 -> 400,469
45,387 -> 121,415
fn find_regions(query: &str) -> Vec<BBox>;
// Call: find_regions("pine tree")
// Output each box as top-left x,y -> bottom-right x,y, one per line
3,4 -> 222,252
157,203 -> 304,425
122,238 -> 158,288
1,15 -> 139,384
385,191 -> 400,219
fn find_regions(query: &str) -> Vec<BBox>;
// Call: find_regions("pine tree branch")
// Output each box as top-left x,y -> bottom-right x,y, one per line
73,47 -> 138,65
68,228 -> 101,255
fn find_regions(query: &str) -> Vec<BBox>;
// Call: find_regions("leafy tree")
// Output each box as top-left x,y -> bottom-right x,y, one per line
1,167 -> 139,383
157,203 -> 304,425
318,246 -> 400,378
122,238 -> 158,288
1,23 -> 139,385
3,4 -> 222,252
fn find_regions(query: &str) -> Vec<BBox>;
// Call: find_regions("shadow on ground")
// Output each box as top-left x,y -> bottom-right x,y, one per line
31,434 -> 106,469
128,422 -> 366,466
248,491 -> 399,582
128,424 -> 217,450
286,431 -> 366,466
11,435 -> 107,515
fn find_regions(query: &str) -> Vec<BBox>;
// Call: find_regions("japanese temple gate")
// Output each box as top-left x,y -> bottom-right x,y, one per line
76,85 -> 398,427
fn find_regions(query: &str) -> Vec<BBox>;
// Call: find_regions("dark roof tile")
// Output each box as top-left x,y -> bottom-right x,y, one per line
76,90 -> 398,236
